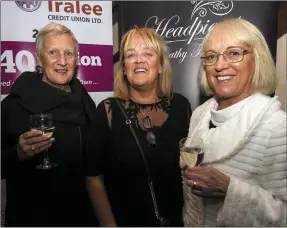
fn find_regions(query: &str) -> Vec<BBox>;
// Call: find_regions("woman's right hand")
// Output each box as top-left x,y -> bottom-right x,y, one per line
182,166 -> 230,198
17,130 -> 55,160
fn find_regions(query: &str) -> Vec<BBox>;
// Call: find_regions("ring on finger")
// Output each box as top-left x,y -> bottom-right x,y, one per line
31,145 -> 35,151
191,181 -> 197,189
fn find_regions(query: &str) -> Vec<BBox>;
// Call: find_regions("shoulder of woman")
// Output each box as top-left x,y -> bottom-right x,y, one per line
10,71 -> 38,92
172,92 -> 190,104
257,95 -> 287,129
1,93 -> 15,106
96,97 -> 118,128
264,108 -> 286,129
14,71 -> 37,81
191,97 -> 215,118
96,97 -> 116,113
98,97 -> 116,106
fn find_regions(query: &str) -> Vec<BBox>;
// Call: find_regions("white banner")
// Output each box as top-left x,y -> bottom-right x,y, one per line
0,1 -> 114,221
1,0 -> 114,104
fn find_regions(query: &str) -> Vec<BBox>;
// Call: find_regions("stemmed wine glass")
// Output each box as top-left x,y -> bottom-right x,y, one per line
179,136 -> 225,197
179,136 -> 204,169
30,113 -> 57,170
180,136 -> 206,196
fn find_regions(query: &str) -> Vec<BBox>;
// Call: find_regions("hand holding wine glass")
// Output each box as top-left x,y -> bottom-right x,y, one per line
182,166 -> 230,198
17,129 -> 53,160
17,113 -> 56,169
29,113 -> 57,169
180,136 -> 230,197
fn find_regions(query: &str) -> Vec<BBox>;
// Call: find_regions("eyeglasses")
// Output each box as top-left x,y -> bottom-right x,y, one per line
201,48 -> 253,66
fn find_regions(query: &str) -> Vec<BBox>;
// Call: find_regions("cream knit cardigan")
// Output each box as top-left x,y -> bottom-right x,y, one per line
183,94 -> 287,227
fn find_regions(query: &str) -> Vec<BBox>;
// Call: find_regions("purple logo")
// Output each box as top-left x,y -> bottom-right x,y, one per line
15,1 -> 42,12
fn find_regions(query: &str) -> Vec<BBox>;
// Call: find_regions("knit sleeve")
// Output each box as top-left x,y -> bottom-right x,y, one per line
217,118 -> 287,226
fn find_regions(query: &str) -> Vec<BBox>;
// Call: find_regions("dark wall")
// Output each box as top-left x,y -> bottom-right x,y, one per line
116,1 -> 278,110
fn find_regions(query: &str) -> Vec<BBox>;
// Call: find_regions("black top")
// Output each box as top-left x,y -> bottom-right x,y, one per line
86,94 -> 192,226
1,72 -> 98,227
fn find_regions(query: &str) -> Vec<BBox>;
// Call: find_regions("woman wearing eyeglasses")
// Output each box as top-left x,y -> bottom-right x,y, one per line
182,18 -> 286,226
86,27 -> 191,226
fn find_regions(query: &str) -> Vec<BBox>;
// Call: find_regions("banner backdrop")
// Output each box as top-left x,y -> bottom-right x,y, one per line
119,1 -> 278,111
1,0 -> 114,104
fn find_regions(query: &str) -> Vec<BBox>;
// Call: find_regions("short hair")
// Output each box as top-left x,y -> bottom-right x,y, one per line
200,18 -> 276,96
114,27 -> 172,99
36,22 -> 79,55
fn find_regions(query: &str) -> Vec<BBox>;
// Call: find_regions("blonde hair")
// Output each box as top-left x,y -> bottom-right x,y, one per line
114,27 -> 172,99
200,18 -> 276,96
36,22 -> 79,55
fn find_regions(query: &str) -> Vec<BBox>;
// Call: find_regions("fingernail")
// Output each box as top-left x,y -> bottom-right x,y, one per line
50,138 -> 55,142
36,130 -> 43,135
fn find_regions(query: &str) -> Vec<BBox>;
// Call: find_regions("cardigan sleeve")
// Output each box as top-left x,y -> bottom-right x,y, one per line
217,117 -> 287,226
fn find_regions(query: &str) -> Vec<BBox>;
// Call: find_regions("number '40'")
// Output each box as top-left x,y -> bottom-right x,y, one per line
1,50 -> 35,73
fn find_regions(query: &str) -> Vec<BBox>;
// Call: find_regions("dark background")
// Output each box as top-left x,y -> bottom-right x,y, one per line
114,1 -> 278,110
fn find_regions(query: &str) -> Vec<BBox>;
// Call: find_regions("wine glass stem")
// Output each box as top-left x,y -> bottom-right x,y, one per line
43,149 -> 50,164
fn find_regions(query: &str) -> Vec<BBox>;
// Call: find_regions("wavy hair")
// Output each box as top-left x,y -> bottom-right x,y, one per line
114,27 -> 172,99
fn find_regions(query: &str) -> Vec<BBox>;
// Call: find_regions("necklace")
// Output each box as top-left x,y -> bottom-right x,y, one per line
131,100 -> 156,146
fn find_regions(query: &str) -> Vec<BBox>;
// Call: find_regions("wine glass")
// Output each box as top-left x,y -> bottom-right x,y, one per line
30,113 -> 57,170
180,137 -> 225,197
180,136 -> 206,196
179,136 -> 204,169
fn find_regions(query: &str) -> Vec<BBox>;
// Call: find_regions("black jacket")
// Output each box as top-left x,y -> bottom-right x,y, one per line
1,72 -> 98,226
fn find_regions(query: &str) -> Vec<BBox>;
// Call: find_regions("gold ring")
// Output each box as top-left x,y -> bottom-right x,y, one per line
31,145 -> 35,151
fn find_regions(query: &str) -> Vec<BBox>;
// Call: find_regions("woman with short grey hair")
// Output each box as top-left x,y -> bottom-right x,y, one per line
2,22 -> 98,226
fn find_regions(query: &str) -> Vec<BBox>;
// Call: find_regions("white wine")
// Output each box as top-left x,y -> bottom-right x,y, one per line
42,126 -> 55,137
31,126 -> 55,137
30,113 -> 58,170
180,147 -> 204,168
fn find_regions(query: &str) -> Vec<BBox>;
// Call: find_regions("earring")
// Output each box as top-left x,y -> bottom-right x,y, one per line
36,65 -> 42,74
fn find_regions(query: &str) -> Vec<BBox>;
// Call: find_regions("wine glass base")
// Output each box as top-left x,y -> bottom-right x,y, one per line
36,162 -> 58,170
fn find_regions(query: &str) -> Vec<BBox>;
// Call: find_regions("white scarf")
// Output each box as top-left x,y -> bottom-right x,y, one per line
186,93 -> 282,164
182,93 -> 282,227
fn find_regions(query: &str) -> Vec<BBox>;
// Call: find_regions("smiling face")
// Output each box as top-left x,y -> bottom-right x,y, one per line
36,33 -> 77,89
123,34 -> 162,92
205,29 -> 255,108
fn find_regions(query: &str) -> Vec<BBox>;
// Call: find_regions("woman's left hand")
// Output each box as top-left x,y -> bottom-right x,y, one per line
182,166 -> 230,197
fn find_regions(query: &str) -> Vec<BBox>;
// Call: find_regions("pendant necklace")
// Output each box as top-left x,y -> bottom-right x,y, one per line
131,100 -> 157,147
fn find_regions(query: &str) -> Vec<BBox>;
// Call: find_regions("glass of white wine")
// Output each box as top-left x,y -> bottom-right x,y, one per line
179,137 -> 204,169
180,137 -> 225,197
30,113 -> 57,170
180,136 -> 205,198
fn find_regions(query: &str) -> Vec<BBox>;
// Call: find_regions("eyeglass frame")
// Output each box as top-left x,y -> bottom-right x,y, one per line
200,48 -> 253,66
